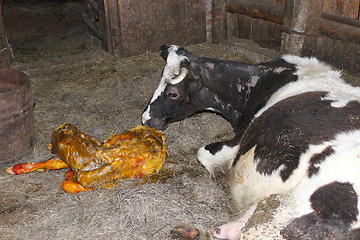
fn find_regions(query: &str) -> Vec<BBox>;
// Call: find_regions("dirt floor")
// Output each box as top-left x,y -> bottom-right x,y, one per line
0,1 -> 245,239
1,1 -> 360,240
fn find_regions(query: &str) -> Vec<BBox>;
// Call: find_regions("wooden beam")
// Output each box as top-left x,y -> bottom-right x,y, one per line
320,18 -> 360,44
321,12 -> 360,28
82,13 -> 102,40
212,0 -> 227,43
227,0 -> 284,25
85,0 -> 99,15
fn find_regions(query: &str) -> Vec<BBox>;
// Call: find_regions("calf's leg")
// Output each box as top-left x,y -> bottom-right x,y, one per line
6,157 -> 69,175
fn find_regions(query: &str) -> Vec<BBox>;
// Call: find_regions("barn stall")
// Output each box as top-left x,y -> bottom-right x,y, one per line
0,0 -> 359,239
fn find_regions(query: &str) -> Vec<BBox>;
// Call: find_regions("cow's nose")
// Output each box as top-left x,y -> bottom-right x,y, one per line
141,117 -> 147,125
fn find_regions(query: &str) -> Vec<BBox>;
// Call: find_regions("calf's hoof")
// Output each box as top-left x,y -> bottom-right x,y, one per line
171,224 -> 209,240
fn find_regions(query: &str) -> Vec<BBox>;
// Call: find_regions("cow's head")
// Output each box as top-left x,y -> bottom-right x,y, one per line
142,45 -> 211,130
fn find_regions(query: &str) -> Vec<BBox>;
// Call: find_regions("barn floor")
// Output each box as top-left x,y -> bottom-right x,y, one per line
1,1 -> 359,240
0,1 -> 242,239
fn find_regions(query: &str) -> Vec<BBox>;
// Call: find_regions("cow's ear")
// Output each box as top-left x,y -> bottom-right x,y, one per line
160,45 -> 170,61
180,57 -> 190,68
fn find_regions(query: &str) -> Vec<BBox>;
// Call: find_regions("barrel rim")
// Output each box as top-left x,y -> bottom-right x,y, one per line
0,68 -> 30,96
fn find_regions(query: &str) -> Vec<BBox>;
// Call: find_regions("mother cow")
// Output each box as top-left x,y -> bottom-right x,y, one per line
142,45 -> 360,239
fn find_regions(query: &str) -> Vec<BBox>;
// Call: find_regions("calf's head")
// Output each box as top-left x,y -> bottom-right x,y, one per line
142,45 -> 209,130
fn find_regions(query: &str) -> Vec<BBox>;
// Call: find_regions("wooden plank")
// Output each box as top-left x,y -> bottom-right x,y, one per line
212,0 -> 227,43
0,13 -> 9,68
83,13 -> 102,40
320,18 -> 360,44
339,40 -> 355,72
117,0 -> 206,57
107,0 -> 122,56
228,0 -> 360,45
98,0 -> 108,50
335,0 -> 359,18
352,44 -> 360,76
85,0 -> 99,15
228,0 -> 283,49
228,0 -> 284,24
235,14 -> 252,39
323,0 -> 336,14
281,0 -> 324,56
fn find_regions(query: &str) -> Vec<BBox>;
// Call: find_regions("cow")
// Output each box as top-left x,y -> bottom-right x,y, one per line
141,45 -> 360,239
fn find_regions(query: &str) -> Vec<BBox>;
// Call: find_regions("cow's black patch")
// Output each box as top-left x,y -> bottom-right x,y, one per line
234,92 -> 360,181
281,182 -> 358,239
239,59 -> 297,131
281,212 -> 350,240
204,141 -> 226,155
311,182 -> 358,222
308,146 -> 334,178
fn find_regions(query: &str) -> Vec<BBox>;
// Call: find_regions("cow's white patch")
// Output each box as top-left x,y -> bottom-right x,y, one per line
254,55 -> 360,119
163,45 -> 189,80
230,130 -> 360,239
236,83 -> 243,92
231,145 -> 293,209
142,45 -> 188,122
197,144 -> 240,175
273,66 -> 290,74
292,130 -> 360,228
206,62 -> 215,69
248,75 -> 259,87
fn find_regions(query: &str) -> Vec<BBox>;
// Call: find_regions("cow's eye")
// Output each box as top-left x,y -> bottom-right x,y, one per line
168,92 -> 178,99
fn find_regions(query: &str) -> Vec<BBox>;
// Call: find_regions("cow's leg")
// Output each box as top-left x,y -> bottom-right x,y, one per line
212,204 -> 257,240
197,123 -> 247,175
197,140 -> 240,175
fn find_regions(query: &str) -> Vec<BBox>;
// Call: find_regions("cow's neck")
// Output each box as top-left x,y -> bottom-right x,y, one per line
203,75 -> 252,129
192,59 -> 255,129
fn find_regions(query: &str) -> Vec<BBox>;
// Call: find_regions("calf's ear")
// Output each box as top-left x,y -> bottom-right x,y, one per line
160,45 -> 170,61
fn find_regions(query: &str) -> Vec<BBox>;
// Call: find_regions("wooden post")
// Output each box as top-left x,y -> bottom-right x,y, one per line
212,0 -> 227,43
0,0 -> 10,68
281,0 -> 324,56
103,0 -> 122,57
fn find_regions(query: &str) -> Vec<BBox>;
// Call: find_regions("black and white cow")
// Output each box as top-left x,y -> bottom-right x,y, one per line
142,45 -> 360,239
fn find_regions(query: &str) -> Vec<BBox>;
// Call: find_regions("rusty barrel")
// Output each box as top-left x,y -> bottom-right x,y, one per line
0,68 -> 35,165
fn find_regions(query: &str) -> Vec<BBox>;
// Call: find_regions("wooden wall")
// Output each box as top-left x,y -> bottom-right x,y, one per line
84,0 -> 206,57
317,0 -> 360,75
227,0 -> 360,76
228,0 -> 285,50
